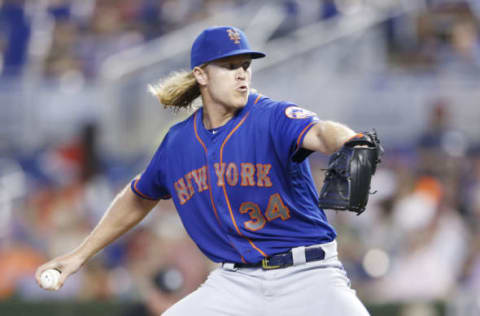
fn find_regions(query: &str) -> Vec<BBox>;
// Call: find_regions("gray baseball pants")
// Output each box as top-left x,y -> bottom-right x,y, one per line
162,241 -> 370,316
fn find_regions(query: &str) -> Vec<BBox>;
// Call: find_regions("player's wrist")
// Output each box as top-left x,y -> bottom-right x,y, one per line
71,244 -> 96,264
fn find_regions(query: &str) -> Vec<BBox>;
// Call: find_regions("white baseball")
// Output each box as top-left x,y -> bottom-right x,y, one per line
40,269 -> 61,290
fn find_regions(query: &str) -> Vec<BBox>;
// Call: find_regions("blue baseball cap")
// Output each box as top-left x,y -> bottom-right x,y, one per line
190,26 -> 266,69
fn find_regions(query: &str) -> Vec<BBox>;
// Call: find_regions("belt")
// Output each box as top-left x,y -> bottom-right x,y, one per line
224,245 -> 326,270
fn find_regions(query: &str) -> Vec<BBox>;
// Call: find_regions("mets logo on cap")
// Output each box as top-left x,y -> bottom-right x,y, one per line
227,28 -> 241,44
190,26 -> 266,69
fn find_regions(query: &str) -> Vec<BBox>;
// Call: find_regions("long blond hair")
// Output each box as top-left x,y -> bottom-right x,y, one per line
148,70 -> 200,110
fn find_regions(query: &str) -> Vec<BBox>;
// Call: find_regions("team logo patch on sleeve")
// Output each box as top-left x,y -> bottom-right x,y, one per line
285,106 -> 318,119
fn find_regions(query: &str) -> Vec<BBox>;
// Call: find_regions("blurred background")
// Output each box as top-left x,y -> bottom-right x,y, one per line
0,0 -> 480,315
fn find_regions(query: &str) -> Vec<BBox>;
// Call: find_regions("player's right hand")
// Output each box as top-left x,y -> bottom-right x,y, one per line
35,252 -> 86,291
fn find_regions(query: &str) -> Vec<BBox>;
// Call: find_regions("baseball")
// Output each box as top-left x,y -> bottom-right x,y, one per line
40,269 -> 61,290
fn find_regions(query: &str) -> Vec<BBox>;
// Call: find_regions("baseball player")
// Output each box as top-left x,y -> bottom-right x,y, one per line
36,26 -> 371,315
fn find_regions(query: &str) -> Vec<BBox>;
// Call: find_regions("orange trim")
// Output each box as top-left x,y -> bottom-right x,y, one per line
265,193 -> 291,221
239,201 -> 267,231
347,133 -> 364,142
133,179 -> 159,200
174,178 -> 191,205
193,112 -> 222,225
219,112 -> 267,257
255,163 -> 273,187
193,111 -> 246,263
296,121 -> 317,150
240,162 -> 256,187
213,162 -> 226,187
254,94 -> 262,105
225,162 -> 239,186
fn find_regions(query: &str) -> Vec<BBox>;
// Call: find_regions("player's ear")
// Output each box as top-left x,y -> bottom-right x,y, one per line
193,66 -> 208,86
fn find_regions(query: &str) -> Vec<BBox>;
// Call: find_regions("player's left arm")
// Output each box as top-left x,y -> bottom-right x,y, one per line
301,120 -> 356,155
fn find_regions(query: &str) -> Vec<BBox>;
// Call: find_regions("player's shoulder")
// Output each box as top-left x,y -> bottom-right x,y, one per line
252,94 -> 291,111
251,93 -> 302,115
170,112 -> 195,130
162,111 -> 197,141
251,94 -> 319,122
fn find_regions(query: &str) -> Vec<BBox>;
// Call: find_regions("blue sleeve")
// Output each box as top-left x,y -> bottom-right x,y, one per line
269,102 -> 319,160
130,134 -> 171,200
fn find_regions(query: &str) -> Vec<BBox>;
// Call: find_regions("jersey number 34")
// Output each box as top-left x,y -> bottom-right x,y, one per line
239,193 -> 290,231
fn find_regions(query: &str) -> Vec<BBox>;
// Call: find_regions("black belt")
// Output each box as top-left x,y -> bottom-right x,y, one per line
231,246 -> 326,270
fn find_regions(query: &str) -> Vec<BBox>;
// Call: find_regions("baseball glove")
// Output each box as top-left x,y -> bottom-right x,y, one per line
318,130 -> 383,215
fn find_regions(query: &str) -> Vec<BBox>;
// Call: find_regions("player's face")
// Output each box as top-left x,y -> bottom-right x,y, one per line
204,55 -> 252,110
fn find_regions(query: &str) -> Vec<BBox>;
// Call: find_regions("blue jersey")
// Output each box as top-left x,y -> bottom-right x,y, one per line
131,93 -> 336,264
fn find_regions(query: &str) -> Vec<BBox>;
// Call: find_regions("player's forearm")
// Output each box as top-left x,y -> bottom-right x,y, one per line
303,120 -> 356,154
319,121 -> 356,152
73,185 -> 157,262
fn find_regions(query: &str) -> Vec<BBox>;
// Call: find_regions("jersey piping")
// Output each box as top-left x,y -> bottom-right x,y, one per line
296,121 -> 317,151
194,95 -> 267,260
193,110 -> 247,263
132,177 -> 168,200
219,111 -> 267,258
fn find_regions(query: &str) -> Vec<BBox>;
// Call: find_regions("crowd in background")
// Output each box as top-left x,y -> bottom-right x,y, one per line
1,1 -> 480,316
384,1 -> 480,75
0,0 -> 340,80
0,0 -> 256,78
2,0 -> 479,79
